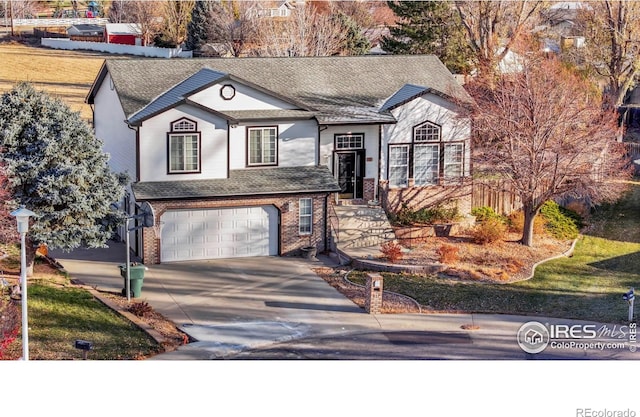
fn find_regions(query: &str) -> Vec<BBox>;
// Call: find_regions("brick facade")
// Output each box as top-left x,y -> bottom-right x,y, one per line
379,178 -> 473,215
363,178 -> 376,202
141,193 -> 331,264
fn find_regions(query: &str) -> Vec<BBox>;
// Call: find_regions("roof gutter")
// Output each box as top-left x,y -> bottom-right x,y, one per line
133,188 -> 343,202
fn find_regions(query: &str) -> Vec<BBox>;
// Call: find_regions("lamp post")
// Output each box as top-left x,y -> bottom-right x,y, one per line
10,206 -> 35,361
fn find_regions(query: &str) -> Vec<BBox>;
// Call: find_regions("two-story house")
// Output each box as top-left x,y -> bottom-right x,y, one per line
86,55 -> 473,264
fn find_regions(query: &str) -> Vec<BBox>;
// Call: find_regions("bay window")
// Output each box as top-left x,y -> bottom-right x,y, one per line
388,121 -> 465,187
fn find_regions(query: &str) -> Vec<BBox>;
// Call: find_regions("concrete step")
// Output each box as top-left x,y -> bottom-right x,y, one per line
331,204 -> 397,251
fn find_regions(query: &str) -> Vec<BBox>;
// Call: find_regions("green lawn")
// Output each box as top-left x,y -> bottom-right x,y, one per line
25,283 -> 162,360
1,258 -> 163,360
352,184 -> 640,324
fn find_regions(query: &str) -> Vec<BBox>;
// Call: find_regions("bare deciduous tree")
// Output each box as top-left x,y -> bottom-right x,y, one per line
119,1 -> 164,46
159,0 -> 195,47
206,0 -> 260,57
455,0 -> 542,81
468,54 -> 630,246
253,3 -> 346,57
107,0 -> 131,23
578,1 -> 640,108
2,0 -> 37,19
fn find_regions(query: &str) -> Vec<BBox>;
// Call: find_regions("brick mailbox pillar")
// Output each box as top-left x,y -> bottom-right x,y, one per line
365,273 -> 383,314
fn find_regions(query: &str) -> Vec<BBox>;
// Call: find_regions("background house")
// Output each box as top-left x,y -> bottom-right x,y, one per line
66,23 -> 105,42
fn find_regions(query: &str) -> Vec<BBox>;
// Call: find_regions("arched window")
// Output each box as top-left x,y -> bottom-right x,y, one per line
388,120 -> 464,187
168,118 -> 200,174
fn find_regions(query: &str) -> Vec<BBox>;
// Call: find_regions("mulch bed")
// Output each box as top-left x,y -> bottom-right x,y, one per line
380,232 -> 574,283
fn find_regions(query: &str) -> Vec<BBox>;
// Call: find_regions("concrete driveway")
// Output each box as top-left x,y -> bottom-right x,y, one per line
50,242 -> 640,360
51,243 -> 387,358
138,256 -> 384,358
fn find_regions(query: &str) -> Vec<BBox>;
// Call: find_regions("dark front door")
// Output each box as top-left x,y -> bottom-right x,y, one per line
336,151 -> 364,199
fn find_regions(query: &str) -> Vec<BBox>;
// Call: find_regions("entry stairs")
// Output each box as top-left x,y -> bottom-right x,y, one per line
330,203 -> 396,261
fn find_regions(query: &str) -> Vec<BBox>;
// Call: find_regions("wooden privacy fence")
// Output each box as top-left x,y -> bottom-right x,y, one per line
623,142 -> 640,175
471,180 -> 521,215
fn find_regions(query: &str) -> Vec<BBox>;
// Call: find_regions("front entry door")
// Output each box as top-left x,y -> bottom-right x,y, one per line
336,151 -> 364,199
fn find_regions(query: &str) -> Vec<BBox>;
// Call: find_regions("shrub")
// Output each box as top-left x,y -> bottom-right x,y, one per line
391,203 -> 461,226
470,206 -> 493,222
390,204 -> 418,226
128,301 -> 153,318
380,241 -> 403,263
0,297 -> 20,359
471,217 -> 507,244
436,244 -> 459,264
471,206 -> 508,223
540,200 -> 582,240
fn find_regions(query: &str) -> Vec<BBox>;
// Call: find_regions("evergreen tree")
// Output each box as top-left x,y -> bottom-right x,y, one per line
381,1 -> 472,74
186,0 -> 211,53
335,11 -> 371,56
0,83 -> 126,272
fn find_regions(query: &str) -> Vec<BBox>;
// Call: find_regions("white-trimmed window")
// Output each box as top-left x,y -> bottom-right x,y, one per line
414,121 -> 440,142
172,119 -> 196,132
335,134 -> 364,150
389,145 -> 409,187
168,119 -> 200,173
444,143 -> 464,179
299,198 -> 313,235
414,144 -> 439,185
388,120 -> 465,187
248,127 -> 277,166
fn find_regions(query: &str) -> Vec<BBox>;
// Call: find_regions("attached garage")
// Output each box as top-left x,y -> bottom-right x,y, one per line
160,206 -> 279,262
132,166 -> 341,264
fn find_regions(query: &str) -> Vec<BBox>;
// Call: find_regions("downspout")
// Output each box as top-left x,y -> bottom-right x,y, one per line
317,122 -> 328,166
317,122 -> 321,166
90,103 -> 95,130
377,124 -> 382,201
323,193 -> 329,252
126,122 -> 140,182
318,124 -> 331,206
227,120 -> 231,178
316,124 -> 329,165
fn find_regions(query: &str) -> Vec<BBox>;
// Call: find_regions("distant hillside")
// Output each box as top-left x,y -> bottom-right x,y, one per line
0,41 -> 126,121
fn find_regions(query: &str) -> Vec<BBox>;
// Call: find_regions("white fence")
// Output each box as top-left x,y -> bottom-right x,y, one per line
41,38 -> 192,59
14,18 -> 109,27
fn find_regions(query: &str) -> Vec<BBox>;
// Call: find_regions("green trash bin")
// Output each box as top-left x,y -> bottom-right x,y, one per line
119,264 -> 147,298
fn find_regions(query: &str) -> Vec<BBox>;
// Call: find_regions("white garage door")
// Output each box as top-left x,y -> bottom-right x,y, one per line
160,206 -> 278,262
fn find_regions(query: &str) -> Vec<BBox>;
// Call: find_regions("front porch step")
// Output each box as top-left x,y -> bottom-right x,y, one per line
332,205 -> 396,250
338,229 -> 396,248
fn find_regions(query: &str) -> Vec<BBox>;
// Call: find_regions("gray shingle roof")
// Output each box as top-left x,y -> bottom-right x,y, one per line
128,67 -> 227,125
132,166 -> 340,200
89,55 -> 473,125
220,109 -> 316,122
381,84 -> 429,112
